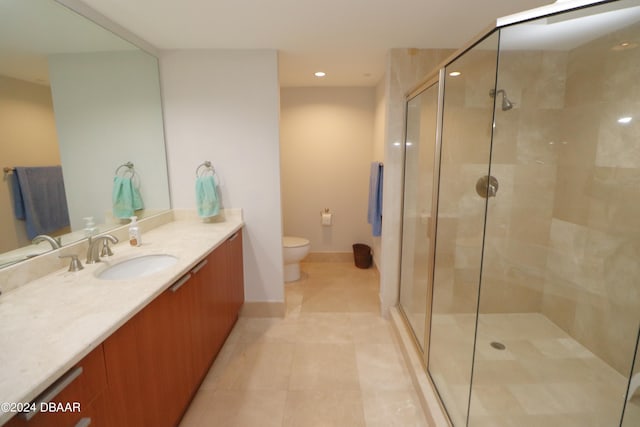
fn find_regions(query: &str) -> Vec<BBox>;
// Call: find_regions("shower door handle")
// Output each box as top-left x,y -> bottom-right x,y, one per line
476,175 -> 499,198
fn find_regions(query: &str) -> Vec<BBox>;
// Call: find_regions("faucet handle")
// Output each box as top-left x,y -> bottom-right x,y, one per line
59,254 -> 84,272
100,240 -> 114,258
86,234 -> 119,264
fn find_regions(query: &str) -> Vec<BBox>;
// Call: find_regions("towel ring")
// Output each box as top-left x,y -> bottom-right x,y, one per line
196,161 -> 215,177
115,162 -> 140,188
115,162 -> 135,177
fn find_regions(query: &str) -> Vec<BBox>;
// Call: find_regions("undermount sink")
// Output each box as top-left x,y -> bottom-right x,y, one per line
96,254 -> 178,280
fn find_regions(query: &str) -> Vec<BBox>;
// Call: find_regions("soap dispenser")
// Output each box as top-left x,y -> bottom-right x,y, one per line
129,216 -> 142,247
83,217 -> 98,238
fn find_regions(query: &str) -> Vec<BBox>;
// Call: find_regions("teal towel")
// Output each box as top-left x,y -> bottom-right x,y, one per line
113,176 -> 142,219
195,175 -> 220,218
132,181 -> 144,211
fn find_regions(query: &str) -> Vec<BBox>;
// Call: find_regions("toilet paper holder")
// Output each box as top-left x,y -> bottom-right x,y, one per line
321,208 -> 332,226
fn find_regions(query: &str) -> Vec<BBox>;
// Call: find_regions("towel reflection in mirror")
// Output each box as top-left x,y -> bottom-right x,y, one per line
112,163 -> 144,219
9,166 -> 70,239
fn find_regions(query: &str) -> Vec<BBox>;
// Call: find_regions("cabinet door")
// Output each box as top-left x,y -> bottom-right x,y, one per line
201,245 -> 228,364
103,318 -> 145,427
5,346 -> 107,427
227,231 -> 245,317
136,274 -> 194,427
186,258 -> 209,388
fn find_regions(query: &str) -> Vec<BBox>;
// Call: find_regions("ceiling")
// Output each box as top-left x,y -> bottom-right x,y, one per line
501,0 -> 640,50
77,0 -> 552,86
0,0 -> 136,85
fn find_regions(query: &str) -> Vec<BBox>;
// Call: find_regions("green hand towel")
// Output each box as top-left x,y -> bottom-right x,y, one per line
195,175 -> 220,218
132,181 -> 144,211
112,176 -> 135,219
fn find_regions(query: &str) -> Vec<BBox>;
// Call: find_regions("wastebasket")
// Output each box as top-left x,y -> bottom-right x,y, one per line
352,243 -> 372,269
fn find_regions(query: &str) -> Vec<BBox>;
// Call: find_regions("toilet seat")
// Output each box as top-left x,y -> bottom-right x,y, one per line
283,236 -> 310,248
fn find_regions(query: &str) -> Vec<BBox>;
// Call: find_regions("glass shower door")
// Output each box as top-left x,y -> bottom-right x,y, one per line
399,77 -> 440,351
427,34 -> 499,426
468,3 -> 640,426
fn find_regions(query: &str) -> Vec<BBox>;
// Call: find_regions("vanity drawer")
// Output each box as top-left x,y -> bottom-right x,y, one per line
6,345 -> 107,427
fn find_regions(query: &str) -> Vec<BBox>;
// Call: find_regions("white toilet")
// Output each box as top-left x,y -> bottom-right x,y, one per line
283,236 -> 310,282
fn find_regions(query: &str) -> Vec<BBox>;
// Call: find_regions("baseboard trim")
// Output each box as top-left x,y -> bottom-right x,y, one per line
240,302 -> 285,318
304,252 -> 352,262
390,307 -> 451,427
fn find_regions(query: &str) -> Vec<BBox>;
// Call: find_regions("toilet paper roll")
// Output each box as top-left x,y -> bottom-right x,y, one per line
321,212 -> 332,226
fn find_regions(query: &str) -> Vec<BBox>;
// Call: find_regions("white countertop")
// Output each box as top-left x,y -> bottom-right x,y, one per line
0,212 -> 243,425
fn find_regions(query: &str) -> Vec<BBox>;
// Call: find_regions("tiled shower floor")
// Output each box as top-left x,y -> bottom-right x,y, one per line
429,312 -> 639,426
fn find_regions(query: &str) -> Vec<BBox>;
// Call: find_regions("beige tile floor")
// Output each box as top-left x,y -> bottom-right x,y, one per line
430,312 -> 639,427
179,262 -> 429,427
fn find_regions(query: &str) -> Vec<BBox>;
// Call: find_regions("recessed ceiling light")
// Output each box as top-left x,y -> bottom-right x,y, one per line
449,71 -> 461,77
618,116 -> 632,124
314,71 -> 326,77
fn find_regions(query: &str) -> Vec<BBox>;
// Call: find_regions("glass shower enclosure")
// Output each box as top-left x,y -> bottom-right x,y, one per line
398,1 -> 640,425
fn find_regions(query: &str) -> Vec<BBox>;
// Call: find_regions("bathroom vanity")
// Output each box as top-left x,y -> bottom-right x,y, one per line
0,212 -> 245,427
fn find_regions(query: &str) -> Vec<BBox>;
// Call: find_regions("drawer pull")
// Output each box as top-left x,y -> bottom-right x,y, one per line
75,418 -> 92,427
229,232 -> 239,241
21,366 -> 83,421
170,274 -> 191,293
191,259 -> 208,274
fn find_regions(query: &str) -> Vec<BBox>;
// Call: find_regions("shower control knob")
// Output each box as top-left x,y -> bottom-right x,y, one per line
476,175 -> 499,198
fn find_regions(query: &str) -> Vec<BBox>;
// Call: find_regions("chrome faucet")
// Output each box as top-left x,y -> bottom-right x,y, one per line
32,234 -> 62,250
86,234 -> 118,264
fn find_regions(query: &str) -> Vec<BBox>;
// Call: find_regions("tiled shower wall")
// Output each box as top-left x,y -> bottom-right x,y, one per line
396,25 -> 639,375
480,23 -> 640,375
481,48 -> 566,315
541,22 -> 640,375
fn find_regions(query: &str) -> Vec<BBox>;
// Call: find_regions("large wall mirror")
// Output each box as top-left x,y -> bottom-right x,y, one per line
0,0 -> 171,268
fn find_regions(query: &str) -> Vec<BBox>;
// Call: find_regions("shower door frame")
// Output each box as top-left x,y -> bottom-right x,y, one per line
397,68 -> 446,373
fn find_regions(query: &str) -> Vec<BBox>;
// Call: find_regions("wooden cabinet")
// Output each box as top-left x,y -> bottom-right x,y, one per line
227,231 -> 245,321
135,273 -> 195,427
190,230 -> 244,378
4,229 -> 245,427
102,317 -> 144,427
190,250 -> 224,383
101,229 -> 244,427
5,230 -> 245,427
6,345 -> 107,427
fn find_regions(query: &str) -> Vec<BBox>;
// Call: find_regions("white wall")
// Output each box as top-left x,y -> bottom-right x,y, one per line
371,77 -> 388,268
48,50 -> 170,230
160,50 -> 284,304
280,87 -> 374,253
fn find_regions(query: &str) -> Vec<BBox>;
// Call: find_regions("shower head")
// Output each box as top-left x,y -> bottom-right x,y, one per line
501,93 -> 514,111
489,89 -> 514,111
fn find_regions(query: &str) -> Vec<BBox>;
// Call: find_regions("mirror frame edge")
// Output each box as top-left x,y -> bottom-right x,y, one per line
54,0 -> 160,57
0,0 -> 173,271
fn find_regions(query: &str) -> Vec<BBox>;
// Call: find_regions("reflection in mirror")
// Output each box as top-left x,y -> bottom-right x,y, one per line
0,0 -> 170,268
